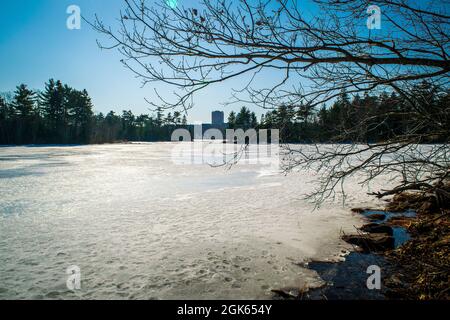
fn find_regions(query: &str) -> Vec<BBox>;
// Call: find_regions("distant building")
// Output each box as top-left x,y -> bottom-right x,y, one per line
185,111 -> 228,140
211,111 -> 224,125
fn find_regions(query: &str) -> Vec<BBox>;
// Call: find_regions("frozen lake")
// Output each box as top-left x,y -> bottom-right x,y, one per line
0,143 -> 380,299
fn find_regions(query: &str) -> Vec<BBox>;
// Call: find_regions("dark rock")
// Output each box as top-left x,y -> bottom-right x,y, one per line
360,223 -> 393,236
342,233 -> 394,252
367,213 -> 386,221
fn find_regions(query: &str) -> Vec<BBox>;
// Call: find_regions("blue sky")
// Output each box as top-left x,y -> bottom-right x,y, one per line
1,1 -> 168,119
0,0 -> 320,122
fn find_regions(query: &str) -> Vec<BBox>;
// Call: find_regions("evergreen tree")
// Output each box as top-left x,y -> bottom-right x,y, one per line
156,107 -> 163,127
11,84 -> 36,117
0,96 -> 9,144
164,112 -> 173,125
105,111 -> 122,142
39,79 -> 67,142
227,111 -> 236,129
173,111 -> 181,125
10,84 -> 38,144
0,96 -> 8,121
121,110 -> 136,140
250,112 -> 258,128
67,88 -> 94,143
235,107 -> 252,129
181,114 -> 188,125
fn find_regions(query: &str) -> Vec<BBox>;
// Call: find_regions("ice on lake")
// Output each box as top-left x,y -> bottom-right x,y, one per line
0,143 -> 383,299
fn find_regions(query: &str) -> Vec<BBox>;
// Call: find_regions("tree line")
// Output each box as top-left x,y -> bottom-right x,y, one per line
0,79 -> 188,145
1,80 -> 448,145
228,82 -> 450,143
229,82 -> 449,144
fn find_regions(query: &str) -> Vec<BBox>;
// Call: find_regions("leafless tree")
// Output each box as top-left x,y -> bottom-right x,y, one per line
92,0 -> 450,204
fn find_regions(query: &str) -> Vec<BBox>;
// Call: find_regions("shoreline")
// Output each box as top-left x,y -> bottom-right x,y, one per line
272,189 -> 449,300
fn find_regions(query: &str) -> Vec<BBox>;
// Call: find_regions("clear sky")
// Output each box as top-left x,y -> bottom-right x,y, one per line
0,0 -> 319,123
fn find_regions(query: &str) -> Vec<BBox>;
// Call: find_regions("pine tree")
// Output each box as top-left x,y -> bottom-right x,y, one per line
173,111 -> 181,125
11,84 -> 36,117
67,88 -> 94,143
250,112 -> 258,128
0,96 -> 8,121
122,110 -> 136,140
10,84 -> 37,143
156,107 -> 163,127
165,112 -> 173,125
105,111 -> 121,142
0,96 -> 9,144
235,107 -> 252,129
39,79 -> 67,142
227,111 -> 236,129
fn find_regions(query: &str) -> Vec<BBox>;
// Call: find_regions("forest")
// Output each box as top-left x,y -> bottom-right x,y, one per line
0,79 -> 448,145
0,79 -> 188,145
258,81 -> 449,144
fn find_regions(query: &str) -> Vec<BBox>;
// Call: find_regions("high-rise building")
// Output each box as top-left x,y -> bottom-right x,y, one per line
211,111 -> 224,125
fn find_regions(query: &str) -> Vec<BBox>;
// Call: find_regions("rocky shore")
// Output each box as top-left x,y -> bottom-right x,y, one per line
273,186 -> 450,300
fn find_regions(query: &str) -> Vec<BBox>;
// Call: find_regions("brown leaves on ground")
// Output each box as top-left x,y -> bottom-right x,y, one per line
384,190 -> 450,300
